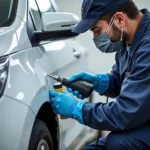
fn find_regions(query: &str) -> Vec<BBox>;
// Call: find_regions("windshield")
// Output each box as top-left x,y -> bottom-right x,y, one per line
0,0 -> 18,27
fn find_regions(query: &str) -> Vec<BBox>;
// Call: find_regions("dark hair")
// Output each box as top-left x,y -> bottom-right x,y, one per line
103,0 -> 140,22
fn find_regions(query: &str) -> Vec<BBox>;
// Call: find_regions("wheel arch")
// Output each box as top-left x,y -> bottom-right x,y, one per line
33,102 -> 60,150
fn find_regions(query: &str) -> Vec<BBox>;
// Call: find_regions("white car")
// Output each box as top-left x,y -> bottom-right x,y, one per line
0,0 -> 97,150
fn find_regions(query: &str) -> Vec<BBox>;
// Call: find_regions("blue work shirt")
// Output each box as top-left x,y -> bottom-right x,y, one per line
83,9 -> 150,131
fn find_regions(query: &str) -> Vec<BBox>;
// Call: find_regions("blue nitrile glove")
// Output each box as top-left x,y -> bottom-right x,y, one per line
67,72 -> 109,98
49,90 -> 87,124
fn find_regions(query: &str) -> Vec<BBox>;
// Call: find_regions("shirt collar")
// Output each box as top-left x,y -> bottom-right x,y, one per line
127,46 -> 131,56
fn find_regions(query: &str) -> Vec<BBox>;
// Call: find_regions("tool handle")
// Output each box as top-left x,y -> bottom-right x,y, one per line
62,78 -> 94,98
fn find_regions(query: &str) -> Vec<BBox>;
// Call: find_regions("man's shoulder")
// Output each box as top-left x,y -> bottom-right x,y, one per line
134,36 -> 150,60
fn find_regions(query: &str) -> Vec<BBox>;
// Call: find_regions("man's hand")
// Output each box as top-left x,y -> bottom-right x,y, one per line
49,90 -> 87,124
67,72 -> 109,98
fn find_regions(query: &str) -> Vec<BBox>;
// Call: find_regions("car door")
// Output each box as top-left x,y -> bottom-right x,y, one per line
29,0 -> 91,149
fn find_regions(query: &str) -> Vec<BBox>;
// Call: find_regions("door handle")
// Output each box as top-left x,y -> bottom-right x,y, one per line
74,51 -> 81,59
73,49 -> 81,59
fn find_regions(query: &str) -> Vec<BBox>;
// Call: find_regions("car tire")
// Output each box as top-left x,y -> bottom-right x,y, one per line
29,119 -> 54,150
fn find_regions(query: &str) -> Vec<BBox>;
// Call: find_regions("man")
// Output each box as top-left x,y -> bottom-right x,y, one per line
49,0 -> 150,149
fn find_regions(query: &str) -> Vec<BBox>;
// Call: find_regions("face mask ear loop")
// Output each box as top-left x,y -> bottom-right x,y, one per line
120,28 -> 123,41
107,16 -> 115,34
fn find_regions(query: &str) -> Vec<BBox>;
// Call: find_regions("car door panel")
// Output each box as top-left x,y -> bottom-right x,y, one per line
56,43 -> 90,150
38,39 -> 90,150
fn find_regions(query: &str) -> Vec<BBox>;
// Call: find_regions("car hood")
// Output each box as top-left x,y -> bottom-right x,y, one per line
0,27 -> 19,57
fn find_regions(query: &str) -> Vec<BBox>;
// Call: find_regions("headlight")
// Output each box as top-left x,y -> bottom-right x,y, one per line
0,57 -> 9,97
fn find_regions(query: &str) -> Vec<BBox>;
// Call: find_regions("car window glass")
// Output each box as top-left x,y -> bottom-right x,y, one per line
29,0 -> 55,30
0,0 -> 18,26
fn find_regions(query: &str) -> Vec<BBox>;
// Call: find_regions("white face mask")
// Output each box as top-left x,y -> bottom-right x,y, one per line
93,16 -> 124,53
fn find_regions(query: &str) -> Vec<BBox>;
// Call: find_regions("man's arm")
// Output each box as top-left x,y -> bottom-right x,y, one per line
83,46 -> 150,131
102,52 -> 121,98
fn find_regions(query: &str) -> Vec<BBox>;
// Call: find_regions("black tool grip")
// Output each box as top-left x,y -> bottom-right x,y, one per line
62,78 -> 94,98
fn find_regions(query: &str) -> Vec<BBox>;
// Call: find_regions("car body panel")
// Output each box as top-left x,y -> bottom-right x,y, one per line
0,26 -> 18,56
16,0 -> 28,22
0,95 -> 35,150
4,38 -> 88,111
0,16 -> 32,57
15,16 -> 32,51
4,38 -> 90,149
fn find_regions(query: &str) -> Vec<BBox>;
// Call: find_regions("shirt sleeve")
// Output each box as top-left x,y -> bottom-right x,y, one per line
103,52 -> 121,98
82,46 -> 150,131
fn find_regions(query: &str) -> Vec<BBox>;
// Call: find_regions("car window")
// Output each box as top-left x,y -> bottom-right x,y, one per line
0,0 -> 18,27
29,0 -> 55,30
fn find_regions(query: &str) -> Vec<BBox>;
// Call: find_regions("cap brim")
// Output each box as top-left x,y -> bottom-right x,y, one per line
72,18 -> 98,34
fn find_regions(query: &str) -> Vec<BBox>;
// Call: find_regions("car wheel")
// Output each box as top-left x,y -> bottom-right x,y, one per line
29,119 -> 54,150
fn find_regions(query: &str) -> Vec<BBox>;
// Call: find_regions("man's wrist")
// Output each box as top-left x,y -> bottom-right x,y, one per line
96,74 -> 110,94
72,101 -> 88,124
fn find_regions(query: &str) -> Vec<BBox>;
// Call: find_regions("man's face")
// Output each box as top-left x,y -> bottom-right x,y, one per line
91,12 -> 128,43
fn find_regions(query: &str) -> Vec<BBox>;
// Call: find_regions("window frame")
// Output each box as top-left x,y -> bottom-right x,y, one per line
0,0 -> 19,27
27,0 -> 57,45
29,0 -> 58,31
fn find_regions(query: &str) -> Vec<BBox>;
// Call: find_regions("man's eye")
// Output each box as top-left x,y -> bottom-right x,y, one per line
94,29 -> 101,33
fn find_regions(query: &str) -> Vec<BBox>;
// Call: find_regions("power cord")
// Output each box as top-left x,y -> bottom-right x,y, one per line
95,130 -> 101,150
95,96 -> 109,150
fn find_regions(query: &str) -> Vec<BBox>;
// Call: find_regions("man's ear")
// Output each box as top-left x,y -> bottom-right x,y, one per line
114,12 -> 126,28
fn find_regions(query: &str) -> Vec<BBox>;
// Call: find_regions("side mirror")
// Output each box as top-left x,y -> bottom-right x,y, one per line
42,12 -> 80,31
34,12 -> 80,43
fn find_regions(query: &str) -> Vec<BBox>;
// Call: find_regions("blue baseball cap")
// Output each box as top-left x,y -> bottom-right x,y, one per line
72,0 -> 128,33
